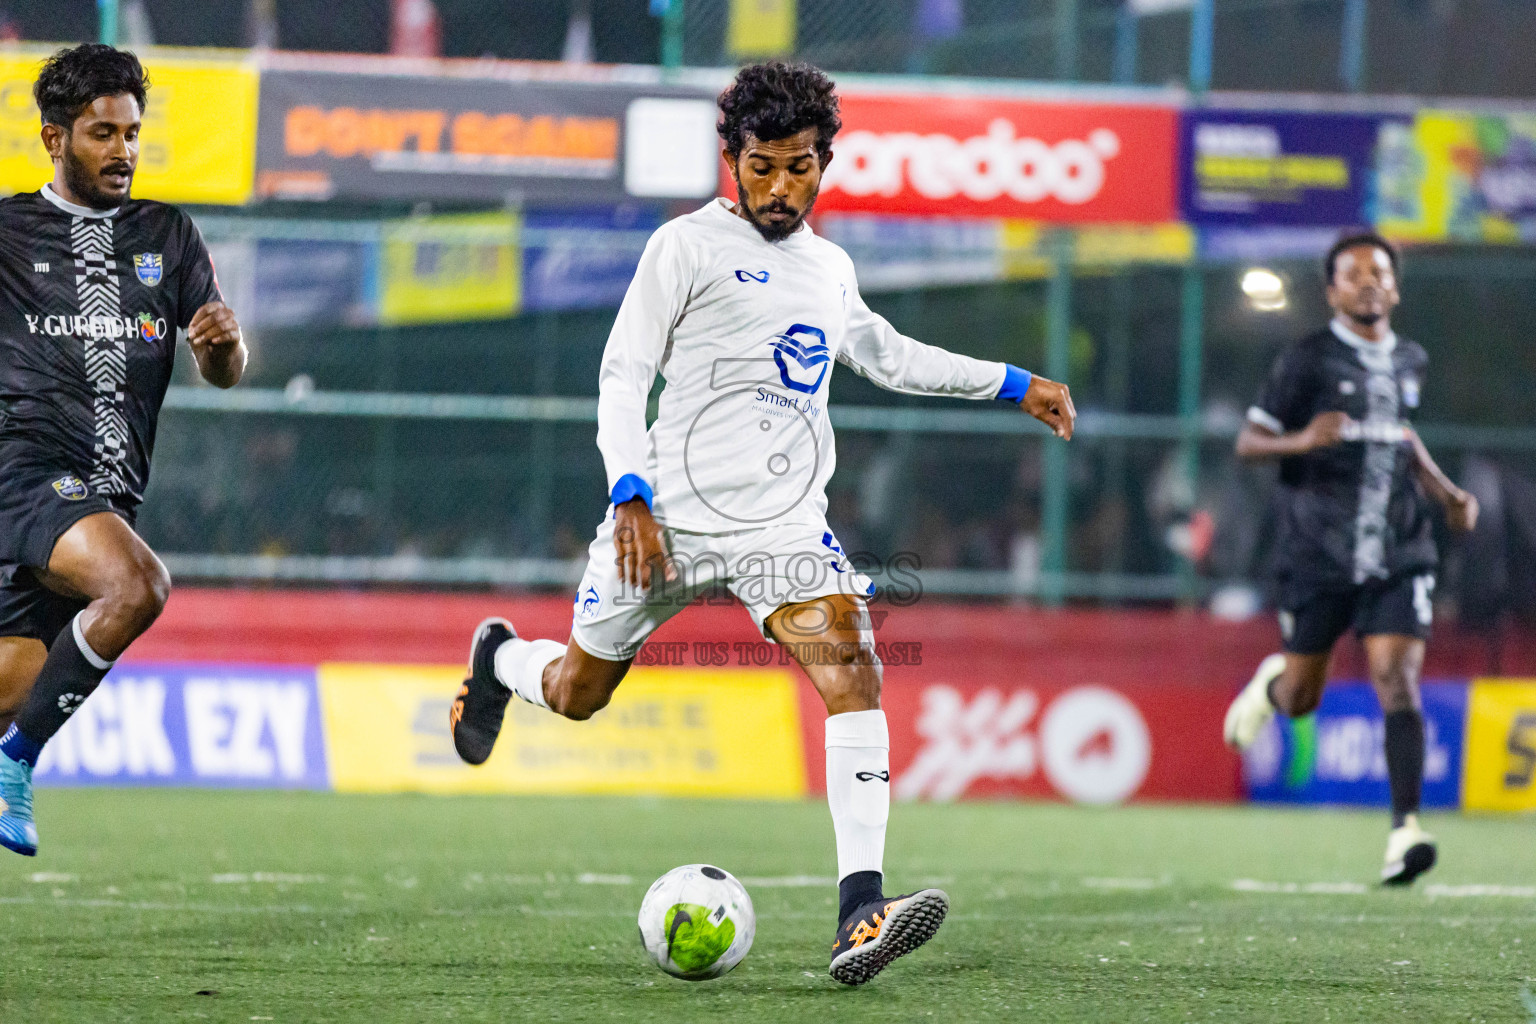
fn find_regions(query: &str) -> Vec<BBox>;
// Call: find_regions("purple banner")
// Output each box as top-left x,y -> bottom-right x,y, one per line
35,664 -> 329,789
1180,109 -> 1402,227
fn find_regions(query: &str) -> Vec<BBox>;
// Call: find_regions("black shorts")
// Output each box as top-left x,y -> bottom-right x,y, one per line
0,564 -> 87,643
1278,571 -> 1436,656
0,441 -> 133,642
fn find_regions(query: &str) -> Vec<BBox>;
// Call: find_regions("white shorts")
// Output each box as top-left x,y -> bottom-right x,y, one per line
567,512 -> 876,661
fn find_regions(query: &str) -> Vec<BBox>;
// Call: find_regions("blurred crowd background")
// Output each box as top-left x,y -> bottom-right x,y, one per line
3,1 -> 1534,632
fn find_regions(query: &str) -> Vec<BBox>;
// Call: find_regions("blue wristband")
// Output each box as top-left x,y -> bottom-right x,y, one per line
610,473 -> 654,510
996,364 -> 1033,403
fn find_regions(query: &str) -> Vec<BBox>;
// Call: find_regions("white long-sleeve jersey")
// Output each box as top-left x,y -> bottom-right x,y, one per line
596,198 -> 1014,533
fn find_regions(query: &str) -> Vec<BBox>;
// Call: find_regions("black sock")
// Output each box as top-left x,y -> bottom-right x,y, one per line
12,615 -> 114,756
1383,709 -> 1425,829
838,870 -> 883,921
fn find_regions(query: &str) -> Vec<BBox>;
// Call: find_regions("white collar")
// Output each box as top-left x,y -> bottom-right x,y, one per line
1330,317 -> 1396,355
41,183 -> 119,219
709,196 -> 814,242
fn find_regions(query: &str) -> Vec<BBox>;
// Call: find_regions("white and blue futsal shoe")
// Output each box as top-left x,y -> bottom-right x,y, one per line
0,748 -> 38,856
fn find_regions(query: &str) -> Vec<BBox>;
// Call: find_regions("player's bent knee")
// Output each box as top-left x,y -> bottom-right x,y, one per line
1371,673 -> 1419,713
107,559 -> 171,633
818,664 -> 882,714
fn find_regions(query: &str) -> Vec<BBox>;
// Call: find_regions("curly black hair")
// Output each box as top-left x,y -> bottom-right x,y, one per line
717,61 -> 840,164
1324,230 -> 1399,284
34,43 -> 149,130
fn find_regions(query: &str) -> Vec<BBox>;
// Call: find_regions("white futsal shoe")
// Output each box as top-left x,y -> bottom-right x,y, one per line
1223,653 -> 1286,751
1381,815 -> 1437,886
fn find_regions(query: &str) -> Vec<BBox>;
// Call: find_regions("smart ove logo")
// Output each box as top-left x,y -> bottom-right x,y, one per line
768,324 -> 830,395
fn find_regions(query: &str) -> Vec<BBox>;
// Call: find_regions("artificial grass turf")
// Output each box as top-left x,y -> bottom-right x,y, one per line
2,791 -> 1533,1023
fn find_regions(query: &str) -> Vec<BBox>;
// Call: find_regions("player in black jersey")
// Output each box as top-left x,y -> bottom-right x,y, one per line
1222,232 -> 1477,885
0,44 -> 246,855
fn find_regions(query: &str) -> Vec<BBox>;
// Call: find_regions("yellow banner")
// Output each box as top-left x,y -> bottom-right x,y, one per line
999,221 -> 1194,279
317,663 -> 807,798
728,0 -> 796,58
0,47 -> 256,205
1462,679 -> 1536,812
378,211 -> 520,325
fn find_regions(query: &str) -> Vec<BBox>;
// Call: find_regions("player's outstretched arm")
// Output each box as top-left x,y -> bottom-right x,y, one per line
1017,375 -> 1076,440
1405,428 -> 1479,532
1235,411 -> 1348,461
187,301 -> 247,389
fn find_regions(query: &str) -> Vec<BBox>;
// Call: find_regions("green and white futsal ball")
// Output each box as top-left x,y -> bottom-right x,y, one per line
638,864 -> 755,980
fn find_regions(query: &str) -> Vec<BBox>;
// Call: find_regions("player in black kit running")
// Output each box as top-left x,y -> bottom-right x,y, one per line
0,44 -> 246,855
1222,232 -> 1477,885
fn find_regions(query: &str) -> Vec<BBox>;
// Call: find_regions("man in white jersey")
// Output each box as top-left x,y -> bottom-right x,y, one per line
450,62 -> 1075,985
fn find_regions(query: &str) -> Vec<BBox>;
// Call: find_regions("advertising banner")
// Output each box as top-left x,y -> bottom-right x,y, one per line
1242,681 -> 1466,808
378,211 -> 520,325
1178,108 -> 1395,227
0,50 -> 257,205
35,664 -> 329,789
800,677 -> 1241,804
317,663 -> 807,797
998,220 -> 1193,279
522,206 -> 662,312
1461,679 -> 1536,812
1376,111 -> 1536,244
728,0 -> 796,58
256,66 -> 720,204
251,238 -> 377,329
814,92 -> 1178,223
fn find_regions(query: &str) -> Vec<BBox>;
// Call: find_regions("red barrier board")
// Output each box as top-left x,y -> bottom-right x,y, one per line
810,93 -> 1179,222
797,674 -> 1241,804
131,589 -> 1533,681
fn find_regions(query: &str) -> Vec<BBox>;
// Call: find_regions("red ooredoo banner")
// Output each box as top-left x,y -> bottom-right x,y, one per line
813,92 -> 1179,222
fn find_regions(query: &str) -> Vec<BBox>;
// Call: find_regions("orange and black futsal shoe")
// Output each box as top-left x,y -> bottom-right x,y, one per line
450,617 -> 515,765
828,888 -> 949,985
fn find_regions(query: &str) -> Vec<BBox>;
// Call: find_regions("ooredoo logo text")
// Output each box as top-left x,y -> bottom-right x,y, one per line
825,120 -> 1123,207
811,93 -> 1178,222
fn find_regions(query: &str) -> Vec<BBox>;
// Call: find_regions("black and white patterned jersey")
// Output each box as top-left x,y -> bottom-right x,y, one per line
0,185 -> 220,510
1247,320 -> 1437,591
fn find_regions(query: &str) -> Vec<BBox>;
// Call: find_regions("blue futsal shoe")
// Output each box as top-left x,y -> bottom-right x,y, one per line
0,749 -> 38,856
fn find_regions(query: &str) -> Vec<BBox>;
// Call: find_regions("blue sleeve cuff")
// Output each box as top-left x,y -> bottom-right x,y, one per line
610,473 -> 654,510
996,364 -> 1033,403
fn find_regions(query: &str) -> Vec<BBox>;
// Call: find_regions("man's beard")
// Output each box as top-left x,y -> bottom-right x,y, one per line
62,144 -> 131,210
737,181 -> 815,242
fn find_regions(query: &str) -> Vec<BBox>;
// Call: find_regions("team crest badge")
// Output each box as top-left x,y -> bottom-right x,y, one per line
52,476 -> 88,501
133,253 -> 163,287
769,323 -> 830,395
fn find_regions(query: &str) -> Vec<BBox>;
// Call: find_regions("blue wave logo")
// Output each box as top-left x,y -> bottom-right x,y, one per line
769,323 -> 830,395
735,269 -> 770,283
577,585 -> 601,620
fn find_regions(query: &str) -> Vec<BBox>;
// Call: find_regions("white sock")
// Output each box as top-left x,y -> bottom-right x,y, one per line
825,710 -> 890,881
72,613 -> 116,669
492,638 -> 564,710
